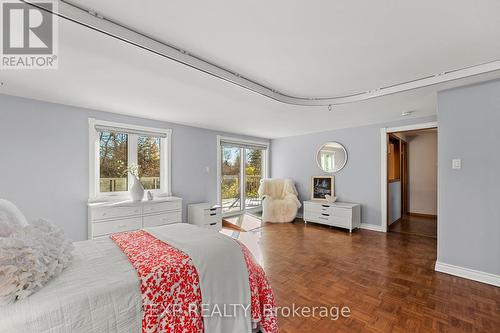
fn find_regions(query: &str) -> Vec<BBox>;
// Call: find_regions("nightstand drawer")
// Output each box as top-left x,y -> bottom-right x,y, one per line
92,206 -> 142,221
143,200 -> 181,214
93,217 -> 142,237
143,212 -> 181,227
204,207 -> 221,216
205,220 -> 222,231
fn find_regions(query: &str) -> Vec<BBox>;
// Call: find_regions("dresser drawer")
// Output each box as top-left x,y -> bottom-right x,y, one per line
304,202 -> 333,214
331,207 -> 352,219
92,217 -> 142,237
303,200 -> 360,232
92,206 -> 141,221
143,211 -> 181,227
329,216 -> 351,228
143,201 -> 181,214
304,211 -> 331,223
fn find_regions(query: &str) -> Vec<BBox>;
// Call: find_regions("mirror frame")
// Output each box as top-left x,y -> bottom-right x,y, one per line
316,142 -> 348,173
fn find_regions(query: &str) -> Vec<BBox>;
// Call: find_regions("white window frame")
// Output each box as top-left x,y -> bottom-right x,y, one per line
216,135 -> 270,216
89,118 -> 172,200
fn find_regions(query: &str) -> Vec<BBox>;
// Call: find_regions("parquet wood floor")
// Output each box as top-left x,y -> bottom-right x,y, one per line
243,220 -> 500,333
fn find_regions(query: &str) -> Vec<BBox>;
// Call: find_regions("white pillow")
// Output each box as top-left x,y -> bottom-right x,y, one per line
0,199 -> 29,237
0,219 -> 74,305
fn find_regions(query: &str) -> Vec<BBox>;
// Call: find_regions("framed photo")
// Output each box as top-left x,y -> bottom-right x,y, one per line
311,176 -> 334,201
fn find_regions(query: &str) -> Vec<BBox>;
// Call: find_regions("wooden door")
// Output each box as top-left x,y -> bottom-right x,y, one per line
401,141 -> 408,216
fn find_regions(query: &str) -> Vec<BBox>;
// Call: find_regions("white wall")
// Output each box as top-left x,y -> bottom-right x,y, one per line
407,131 -> 437,215
437,79 -> 500,277
388,181 -> 401,224
0,94 -> 269,241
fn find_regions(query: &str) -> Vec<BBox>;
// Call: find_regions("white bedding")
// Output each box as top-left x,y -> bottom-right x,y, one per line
0,224 -> 252,333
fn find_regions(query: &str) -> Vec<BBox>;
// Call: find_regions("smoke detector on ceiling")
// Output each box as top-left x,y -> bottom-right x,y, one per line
401,110 -> 415,117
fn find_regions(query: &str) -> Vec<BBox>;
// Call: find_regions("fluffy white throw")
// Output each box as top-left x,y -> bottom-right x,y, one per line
0,219 -> 74,306
258,178 -> 301,223
0,199 -> 28,237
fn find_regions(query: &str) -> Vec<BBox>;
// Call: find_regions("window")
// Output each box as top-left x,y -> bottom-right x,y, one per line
89,119 -> 171,199
138,136 -> 161,190
99,132 -> 128,192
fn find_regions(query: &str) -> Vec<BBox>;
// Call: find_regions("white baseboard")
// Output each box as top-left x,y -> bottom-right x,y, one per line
359,223 -> 385,232
435,261 -> 500,287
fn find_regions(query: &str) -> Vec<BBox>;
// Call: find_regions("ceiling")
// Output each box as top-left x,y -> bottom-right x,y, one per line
1,0 -> 500,138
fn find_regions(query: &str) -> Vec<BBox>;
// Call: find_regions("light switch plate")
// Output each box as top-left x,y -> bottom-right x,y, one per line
452,159 -> 462,169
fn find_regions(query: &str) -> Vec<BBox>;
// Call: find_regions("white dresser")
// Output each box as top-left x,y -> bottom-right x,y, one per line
303,200 -> 361,232
88,197 -> 182,239
187,203 -> 222,231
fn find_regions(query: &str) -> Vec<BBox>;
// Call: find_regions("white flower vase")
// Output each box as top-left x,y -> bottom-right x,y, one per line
130,177 -> 145,202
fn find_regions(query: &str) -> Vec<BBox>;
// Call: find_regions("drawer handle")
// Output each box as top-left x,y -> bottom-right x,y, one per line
209,222 -> 217,226
322,205 -> 330,208
210,213 -> 216,216
210,208 -> 217,211
321,213 -> 330,216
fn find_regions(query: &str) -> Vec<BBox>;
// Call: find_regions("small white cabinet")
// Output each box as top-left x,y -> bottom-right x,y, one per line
188,203 -> 222,231
303,200 -> 361,232
88,197 -> 182,239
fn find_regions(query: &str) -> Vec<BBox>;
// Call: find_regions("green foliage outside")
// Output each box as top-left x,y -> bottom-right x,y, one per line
221,148 -> 262,200
99,132 -> 161,192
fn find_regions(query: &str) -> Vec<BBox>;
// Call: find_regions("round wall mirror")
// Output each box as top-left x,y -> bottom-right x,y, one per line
316,142 -> 348,173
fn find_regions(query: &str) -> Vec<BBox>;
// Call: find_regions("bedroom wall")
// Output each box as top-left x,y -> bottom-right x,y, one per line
407,131 -> 437,215
271,115 -> 437,227
388,181 -> 401,224
0,94 -> 269,241
437,79 -> 500,276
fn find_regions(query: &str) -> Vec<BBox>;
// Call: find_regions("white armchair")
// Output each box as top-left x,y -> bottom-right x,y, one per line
258,179 -> 301,223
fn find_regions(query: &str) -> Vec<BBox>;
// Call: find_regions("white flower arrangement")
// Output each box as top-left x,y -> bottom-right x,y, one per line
127,163 -> 140,178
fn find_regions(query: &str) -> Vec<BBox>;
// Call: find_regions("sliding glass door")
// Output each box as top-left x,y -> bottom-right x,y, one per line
219,139 -> 267,215
221,146 -> 242,214
245,148 -> 263,209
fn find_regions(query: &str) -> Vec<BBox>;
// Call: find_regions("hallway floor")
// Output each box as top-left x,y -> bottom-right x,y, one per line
389,215 -> 437,238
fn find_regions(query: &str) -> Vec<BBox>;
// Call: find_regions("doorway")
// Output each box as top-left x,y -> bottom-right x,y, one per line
386,127 -> 437,238
217,136 -> 269,217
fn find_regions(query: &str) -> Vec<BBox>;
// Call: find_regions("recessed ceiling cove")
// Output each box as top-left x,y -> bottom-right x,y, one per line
2,1 -> 500,138
34,0 -> 500,105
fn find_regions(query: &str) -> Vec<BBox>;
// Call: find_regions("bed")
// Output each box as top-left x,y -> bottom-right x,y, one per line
0,223 -> 277,333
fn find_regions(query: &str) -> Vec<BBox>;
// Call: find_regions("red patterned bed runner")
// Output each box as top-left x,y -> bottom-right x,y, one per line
237,241 -> 279,333
111,230 -> 278,333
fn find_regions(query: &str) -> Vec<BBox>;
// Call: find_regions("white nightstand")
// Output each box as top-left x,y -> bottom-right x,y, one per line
187,203 -> 222,231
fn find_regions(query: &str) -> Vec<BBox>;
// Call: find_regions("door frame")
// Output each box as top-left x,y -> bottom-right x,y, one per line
216,135 -> 270,217
380,121 -> 437,232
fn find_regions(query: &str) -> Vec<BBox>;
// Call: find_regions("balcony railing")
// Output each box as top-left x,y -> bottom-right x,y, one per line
100,177 -> 160,192
221,174 -> 262,211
